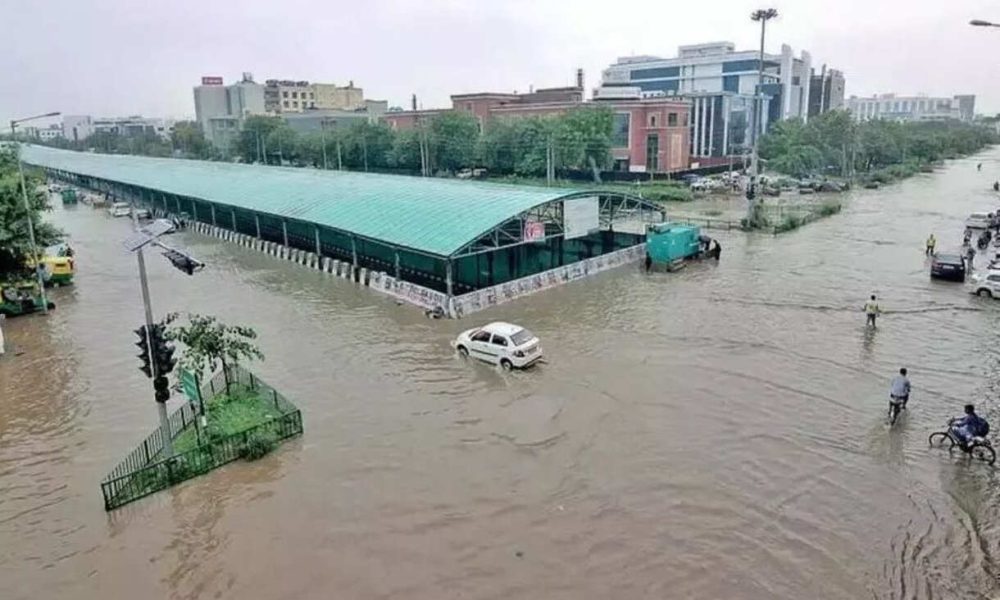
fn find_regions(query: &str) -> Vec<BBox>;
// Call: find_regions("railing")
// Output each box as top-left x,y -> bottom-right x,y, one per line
99,366 -> 303,510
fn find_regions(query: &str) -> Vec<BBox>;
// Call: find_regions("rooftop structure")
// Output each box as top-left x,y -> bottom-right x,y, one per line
25,146 -> 663,307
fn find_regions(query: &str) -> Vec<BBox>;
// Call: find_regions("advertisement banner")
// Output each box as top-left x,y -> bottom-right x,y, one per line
201,76 -> 223,85
523,220 -> 545,242
564,197 -> 599,240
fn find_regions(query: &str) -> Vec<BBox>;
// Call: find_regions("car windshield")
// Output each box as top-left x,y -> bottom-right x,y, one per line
936,254 -> 962,263
510,328 -> 535,346
971,214 -> 988,219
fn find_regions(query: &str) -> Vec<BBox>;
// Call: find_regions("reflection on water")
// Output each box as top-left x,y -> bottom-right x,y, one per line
2,153 -> 1000,598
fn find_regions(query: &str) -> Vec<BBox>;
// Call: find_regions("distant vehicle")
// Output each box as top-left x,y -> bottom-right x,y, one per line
969,272 -> 1000,298
453,322 -> 543,370
966,213 -> 992,229
132,207 -> 151,220
930,252 -> 967,281
108,202 -> 131,217
680,174 -> 701,185
0,281 -> 54,317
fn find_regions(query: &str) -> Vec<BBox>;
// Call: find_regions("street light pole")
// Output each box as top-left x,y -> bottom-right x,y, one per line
320,119 -> 329,170
970,19 -> 1000,27
747,8 -> 778,225
9,111 -> 60,314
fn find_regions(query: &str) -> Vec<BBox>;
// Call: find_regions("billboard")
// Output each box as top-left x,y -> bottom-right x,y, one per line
201,76 -> 223,86
523,220 -> 545,242
564,196 -> 599,239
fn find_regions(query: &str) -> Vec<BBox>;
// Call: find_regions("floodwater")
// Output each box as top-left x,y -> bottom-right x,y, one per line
3,151 -> 1000,600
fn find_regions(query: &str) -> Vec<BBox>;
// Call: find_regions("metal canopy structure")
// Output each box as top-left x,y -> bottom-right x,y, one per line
27,145 -> 665,295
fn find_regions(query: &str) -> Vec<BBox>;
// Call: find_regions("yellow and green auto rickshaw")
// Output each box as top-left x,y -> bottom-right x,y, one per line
25,244 -> 76,287
0,281 -> 54,317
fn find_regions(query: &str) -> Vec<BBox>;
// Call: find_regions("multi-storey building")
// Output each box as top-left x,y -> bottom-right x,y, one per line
383,84 -> 690,174
193,73 -> 266,150
847,94 -> 976,122
597,41 -> 818,161
264,80 -> 365,113
807,67 -> 846,117
92,116 -> 175,139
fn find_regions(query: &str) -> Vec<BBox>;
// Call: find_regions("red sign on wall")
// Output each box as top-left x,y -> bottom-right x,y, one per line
201,76 -> 223,86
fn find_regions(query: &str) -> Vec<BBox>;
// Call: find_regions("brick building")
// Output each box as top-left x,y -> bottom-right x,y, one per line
383,87 -> 690,173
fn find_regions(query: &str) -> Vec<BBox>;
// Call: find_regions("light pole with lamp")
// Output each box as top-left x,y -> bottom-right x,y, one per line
970,19 -> 1000,27
747,9 -> 778,225
9,111 -> 61,314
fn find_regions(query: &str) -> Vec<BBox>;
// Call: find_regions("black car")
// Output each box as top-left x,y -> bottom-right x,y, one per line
930,253 -> 966,281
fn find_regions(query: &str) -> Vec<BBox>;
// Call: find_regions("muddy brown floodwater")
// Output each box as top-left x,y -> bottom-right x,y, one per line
3,152 -> 1000,599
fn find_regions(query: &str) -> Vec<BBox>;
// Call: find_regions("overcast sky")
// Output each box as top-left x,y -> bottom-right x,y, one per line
2,0 -> 999,125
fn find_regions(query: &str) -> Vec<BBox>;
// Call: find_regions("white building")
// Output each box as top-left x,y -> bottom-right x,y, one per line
848,94 -> 976,122
91,116 -> 174,139
193,73 -> 266,151
599,41 -> 815,159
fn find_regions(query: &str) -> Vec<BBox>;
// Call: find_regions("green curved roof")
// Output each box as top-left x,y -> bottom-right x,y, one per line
23,145 -> 583,258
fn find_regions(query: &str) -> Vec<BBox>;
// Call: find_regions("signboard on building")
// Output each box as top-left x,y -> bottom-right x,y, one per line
564,197 -> 600,240
201,76 -> 224,86
523,220 -> 545,242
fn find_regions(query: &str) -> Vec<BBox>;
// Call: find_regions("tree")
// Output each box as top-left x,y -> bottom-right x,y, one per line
236,116 -> 285,164
265,124 -> 299,165
428,111 -> 480,172
164,313 -> 264,383
554,107 -> 614,172
171,121 -> 212,159
0,148 -> 64,276
387,129 -> 423,171
340,121 -> 393,170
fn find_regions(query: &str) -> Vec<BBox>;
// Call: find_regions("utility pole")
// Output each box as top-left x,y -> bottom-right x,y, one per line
747,8 -> 778,225
131,212 -> 173,458
320,119 -> 328,170
336,137 -> 343,170
10,112 -> 61,314
362,132 -> 368,172
546,135 -> 554,185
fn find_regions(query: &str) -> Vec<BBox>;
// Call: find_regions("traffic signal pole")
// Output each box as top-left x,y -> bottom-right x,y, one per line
135,230 -> 174,458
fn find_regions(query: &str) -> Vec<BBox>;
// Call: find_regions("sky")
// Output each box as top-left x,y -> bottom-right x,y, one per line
2,0 -> 999,126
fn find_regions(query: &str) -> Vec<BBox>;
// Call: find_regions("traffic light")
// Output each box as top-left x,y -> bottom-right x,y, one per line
135,325 -> 152,378
161,248 -> 204,276
153,375 -> 170,403
150,323 -> 176,375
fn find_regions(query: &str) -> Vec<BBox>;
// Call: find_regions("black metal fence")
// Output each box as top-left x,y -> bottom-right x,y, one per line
99,366 -> 303,511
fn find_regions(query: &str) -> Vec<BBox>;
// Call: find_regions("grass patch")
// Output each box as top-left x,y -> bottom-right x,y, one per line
173,385 -> 280,454
817,201 -> 842,217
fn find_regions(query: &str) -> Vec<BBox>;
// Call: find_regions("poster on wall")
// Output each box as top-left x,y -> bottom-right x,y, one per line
564,196 -> 600,240
523,220 -> 545,242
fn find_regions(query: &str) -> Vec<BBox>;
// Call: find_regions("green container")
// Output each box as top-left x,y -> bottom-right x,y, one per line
61,189 -> 78,204
646,222 -> 700,263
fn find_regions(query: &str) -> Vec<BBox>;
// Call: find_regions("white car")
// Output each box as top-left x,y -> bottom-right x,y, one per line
132,207 -> 151,220
969,272 -> 1000,298
966,213 -> 992,229
108,202 -> 131,217
453,322 -> 543,370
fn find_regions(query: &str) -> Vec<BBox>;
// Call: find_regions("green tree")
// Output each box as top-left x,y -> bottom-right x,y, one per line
265,124 -> 300,165
236,116 -> 284,164
340,121 -> 393,170
171,121 -> 212,159
428,111 -> 480,172
0,148 -> 64,276
164,313 -> 264,382
387,128 -> 423,171
554,106 -> 614,172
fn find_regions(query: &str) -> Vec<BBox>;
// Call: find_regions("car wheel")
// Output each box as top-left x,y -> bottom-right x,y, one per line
978,288 -> 993,298
500,358 -> 513,371
457,345 -> 469,358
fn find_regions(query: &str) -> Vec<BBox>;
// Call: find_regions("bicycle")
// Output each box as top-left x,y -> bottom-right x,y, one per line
887,398 -> 906,426
928,426 -> 996,466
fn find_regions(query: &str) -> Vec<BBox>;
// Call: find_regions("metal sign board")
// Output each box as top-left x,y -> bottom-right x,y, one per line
564,197 -> 600,240
180,369 -> 202,404
121,231 -> 154,252
201,76 -> 223,85
141,219 -> 174,238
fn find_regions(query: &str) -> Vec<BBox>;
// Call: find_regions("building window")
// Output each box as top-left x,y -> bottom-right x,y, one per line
646,134 -> 659,172
667,112 -> 678,127
466,102 -> 473,111
293,101 -> 298,108
648,113 -> 658,127
283,100 -> 289,108
282,91 -> 288,98
309,93 -> 314,99
611,113 -> 630,147
292,91 -> 298,99
310,102 -> 316,108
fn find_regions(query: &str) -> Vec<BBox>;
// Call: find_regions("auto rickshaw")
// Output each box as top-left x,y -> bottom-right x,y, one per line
25,244 -> 76,287
0,281 -> 54,317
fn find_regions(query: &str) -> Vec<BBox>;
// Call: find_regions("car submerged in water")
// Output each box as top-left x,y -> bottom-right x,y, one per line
930,252 -> 966,281
453,322 -> 543,370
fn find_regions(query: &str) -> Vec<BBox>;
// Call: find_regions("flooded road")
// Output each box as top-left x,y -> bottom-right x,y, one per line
3,151 -> 1000,599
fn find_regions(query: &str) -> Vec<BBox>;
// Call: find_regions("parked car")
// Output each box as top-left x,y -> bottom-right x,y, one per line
453,322 -> 543,370
108,202 -> 131,217
966,213 -> 992,229
132,207 -> 151,220
930,252 -> 967,281
969,272 -> 1000,298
